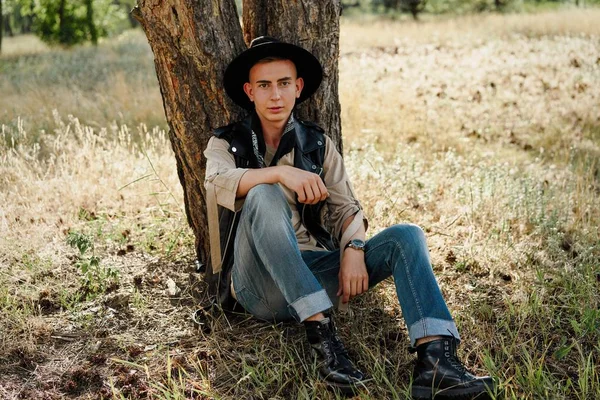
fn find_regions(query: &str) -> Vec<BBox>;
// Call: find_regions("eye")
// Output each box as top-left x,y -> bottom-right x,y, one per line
258,83 -> 268,88
280,81 -> 290,87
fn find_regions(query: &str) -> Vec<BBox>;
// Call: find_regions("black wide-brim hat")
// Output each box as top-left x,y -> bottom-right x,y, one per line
224,36 -> 323,110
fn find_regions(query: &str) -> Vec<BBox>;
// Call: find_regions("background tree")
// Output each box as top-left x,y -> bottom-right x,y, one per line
1,0 -> 125,47
132,0 -> 343,284
402,0 -> 428,19
84,0 -> 97,45
4,0 -> 34,35
371,0 -> 427,19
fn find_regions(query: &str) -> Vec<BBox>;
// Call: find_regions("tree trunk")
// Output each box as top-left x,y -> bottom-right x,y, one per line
85,0 -> 98,45
58,0 -> 67,44
133,0 -> 246,269
133,0 -> 343,275
4,14 -> 13,37
22,4 -> 33,34
242,0 -> 344,154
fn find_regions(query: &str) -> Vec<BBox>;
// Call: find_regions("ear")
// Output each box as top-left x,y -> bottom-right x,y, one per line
243,82 -> 254,102
295,77 -> 305,99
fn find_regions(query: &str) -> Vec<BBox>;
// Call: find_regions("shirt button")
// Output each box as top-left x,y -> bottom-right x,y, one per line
311,165 -> 317,170
317,141 -> 323,145
232,147 -> 237,152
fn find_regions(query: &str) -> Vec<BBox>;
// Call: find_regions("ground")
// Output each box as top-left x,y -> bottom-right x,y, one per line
1,8 -> 599,399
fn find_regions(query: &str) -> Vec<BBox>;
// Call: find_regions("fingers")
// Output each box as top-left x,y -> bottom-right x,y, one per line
316,178 -> 329,202
299,174 -> 327,204
311,182 -> 324,204
282,167 -> 329,205
296,185 -> 307,203
338,274 -> 369,304
342,279 -> 351,304
351,279 -> 358,299
304,182 -> 318,204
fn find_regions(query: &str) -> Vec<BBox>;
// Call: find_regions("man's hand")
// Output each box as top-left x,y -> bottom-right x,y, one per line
337,249 -> 368,304
277,165 -> 328,205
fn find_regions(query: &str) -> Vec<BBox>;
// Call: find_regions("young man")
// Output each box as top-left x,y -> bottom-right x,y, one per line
204,37 -> 495,398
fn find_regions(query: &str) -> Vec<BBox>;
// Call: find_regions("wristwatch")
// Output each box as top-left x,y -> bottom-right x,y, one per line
344,239 -> 366,252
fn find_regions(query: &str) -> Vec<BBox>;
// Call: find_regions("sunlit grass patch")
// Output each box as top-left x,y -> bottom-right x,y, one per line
0,34 -> 50,57
340,8 -> 600,48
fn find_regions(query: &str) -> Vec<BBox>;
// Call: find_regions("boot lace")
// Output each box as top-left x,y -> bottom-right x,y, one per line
448,355 -> 468,376
314,323 -> 336,365
445,330 -> 468,376
322,338 -> 334,362
331,331 -> 350,359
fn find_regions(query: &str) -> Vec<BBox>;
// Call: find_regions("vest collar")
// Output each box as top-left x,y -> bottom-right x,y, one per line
294,119 -> 325,154
229,111 -> 325,164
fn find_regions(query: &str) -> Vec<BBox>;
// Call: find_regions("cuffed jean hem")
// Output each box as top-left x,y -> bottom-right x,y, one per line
289,289 -> 333,322
408,317 -> 461,347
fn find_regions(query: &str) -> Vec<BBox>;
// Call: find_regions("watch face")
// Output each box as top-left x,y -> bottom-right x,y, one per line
350,239 -> 365,248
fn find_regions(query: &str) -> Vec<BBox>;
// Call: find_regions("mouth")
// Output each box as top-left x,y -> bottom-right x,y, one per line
268,107 -> 284,112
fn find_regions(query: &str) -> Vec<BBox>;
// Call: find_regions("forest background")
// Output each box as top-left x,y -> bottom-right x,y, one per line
1,0 -> 599,399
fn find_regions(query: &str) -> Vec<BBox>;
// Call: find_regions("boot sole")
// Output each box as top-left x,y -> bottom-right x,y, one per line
412,384 -> 492,399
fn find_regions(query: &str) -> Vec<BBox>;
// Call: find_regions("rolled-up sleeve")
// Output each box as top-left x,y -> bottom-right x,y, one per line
322,136 -> 368,241
204,137 -> 248,212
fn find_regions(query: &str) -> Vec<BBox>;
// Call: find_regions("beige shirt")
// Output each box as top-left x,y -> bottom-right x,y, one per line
264,144 -> 277,166
204,134 -> 367,273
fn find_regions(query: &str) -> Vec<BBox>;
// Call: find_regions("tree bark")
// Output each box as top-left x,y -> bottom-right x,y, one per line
133,0 -> 343,276
133,0 -> 246,268
58,0 -> 65,38
242,0 -> 344,153
4,14 -> 13,37
85,0 -> 98,45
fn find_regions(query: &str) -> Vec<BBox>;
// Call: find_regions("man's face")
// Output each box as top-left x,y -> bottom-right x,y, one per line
243,59 -> 304,126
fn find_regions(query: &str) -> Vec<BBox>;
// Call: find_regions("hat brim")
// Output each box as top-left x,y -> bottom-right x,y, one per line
224,42 -> 323,110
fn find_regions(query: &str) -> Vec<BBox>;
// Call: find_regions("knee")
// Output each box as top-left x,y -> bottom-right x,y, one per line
381,224 -> 429,263
246,183 -> 285,206
391,224 -> 431,264
245,184 -> 289,216
387,223 -> 426,244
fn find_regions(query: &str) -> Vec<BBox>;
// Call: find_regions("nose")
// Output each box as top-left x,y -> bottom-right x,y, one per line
270,86 -> 281,100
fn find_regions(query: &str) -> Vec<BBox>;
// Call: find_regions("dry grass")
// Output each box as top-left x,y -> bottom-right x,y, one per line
340,8 -> 600,47
1,9 -> 599,399
0,31 -> 166,135
1,34 -> 51,57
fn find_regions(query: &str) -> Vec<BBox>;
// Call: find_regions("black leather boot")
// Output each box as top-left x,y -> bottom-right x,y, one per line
411,337 -> 496,399
304,317 -> 366,395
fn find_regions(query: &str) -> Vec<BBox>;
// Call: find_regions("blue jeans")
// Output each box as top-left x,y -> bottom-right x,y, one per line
231,184 -> 459,346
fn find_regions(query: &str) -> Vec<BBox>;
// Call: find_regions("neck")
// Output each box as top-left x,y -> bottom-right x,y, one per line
262,122 -> 285,148
256,113 -> 292,148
